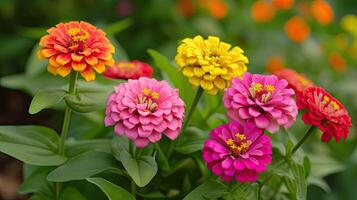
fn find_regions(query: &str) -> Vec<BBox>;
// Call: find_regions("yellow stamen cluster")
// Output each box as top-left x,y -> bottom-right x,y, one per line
225,133 -> 252,155
175,35 -> 248,95
67,28 -> 90,42
321,95 -> 340,111
142,88 -> 160,100
265,84 -> 275,92
249,83 -> 275,103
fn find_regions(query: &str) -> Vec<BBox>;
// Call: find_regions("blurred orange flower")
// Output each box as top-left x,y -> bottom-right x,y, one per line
199,0 -> 228,19
38,21 -> 115,81
266,56 -> 285,73
177,0 -> 195,17
251,0 -> 275,23
272,0 -> 294,10
329,52 -> 347,72
311,0 -> 334,25
285,16 -> 310,43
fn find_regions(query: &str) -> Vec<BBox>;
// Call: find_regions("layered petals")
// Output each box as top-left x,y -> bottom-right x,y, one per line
274,69 -> 314,95
202,121 -> 272,182
103,60 -> 153,80
105,77 -> 185,148
38,21 -> 115,81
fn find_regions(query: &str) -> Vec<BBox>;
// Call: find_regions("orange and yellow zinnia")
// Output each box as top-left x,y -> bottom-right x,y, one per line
284,16 -> 310,43
251,0 -> 275,23
38,21 -> 115,81
311,0 -> 334,25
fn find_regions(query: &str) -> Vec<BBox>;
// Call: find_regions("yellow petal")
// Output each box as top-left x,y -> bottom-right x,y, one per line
214,78 -> 226,90
49,56 -> 61,67
37,50 -> 46,59
182,67 -> 194,77
105,59 -> 115,67
41,48 -> 58,58
92,62 -> 106,73
193,67 -> 204,77
200,80 -> 214,90
56,66 -> 72,77
81,67 -> 95,81
56,54 -> 71,65
71,53 -> 84,62
207,87 -> 219,95
72,61 -> 87,71
188,77 -> 201,87
85,56 -> 99,66
47,65 -> 58,75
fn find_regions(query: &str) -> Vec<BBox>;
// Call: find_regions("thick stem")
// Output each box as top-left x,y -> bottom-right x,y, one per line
291,126 -> 316,154
182,87 -> 203,130
56,72 -> 78,199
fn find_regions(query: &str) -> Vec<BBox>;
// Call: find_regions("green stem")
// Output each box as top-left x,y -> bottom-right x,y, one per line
131,180 -> 136,197
55,72 -> 78,199
182,87 -> 203,130
154,143 -> 165,159
135,148 -> 143,158
291,126 -> 316,154
162,158 -> 192,177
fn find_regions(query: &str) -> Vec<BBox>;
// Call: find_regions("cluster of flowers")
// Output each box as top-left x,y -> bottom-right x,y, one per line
38,21 -> 351,183
251,0 -> 334,43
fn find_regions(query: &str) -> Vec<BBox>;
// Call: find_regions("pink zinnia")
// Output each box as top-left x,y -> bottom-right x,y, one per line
202,121 -> 272,182
105,77 -> 185,147
223,72 -> 297,133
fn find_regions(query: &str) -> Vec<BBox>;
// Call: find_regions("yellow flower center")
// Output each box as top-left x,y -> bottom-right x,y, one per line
138,88 -> 160,112
225,133 -> 252,156
67,28 -> 90,42
320,95 -> 340,111
249,82 -> 275,103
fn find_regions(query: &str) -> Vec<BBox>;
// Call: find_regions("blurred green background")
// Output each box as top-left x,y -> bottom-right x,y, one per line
0,0 -> 357,199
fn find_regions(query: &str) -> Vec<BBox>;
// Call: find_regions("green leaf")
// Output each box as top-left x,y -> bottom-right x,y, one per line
47,151 -> 119,182
183,180 -> 228,200
147,49 -> 194,106
303,156 -> 311,178
307,176 -> 331,192
309,154 -> 345,177
108,36 -> 129,61
66,139 -> 112,157
175,127 -> 208,154
29,86 -> 67,114
285,140 -> 294,158
25,45 -> 47,77
137,191 -> 166,199
104,19 -> 132,35
65,81 -> 117,113
227,183 -> 259,200
60,187 -> 87,200
87,177 -> 135,200
119,150 -> 158,187
154,143 -> 171,172
19,167 -> 55,195
284,161 -> 307,200
0,126 -> 66,166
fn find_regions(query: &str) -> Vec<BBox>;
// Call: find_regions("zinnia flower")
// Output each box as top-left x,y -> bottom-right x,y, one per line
38,21 -> 115,81
223,72 -> 297,133
251,0 -> 275,23
199,0 -> 228,19
103,60 -> 153,80
297,87 -> 352,142
284,16 -> 310,43
272,0 -> 294,10
105,77 -> 185,147
329,52 -> 347,73
265,56 -> 285,73
274,69 -> 314,94
311,0 -> 334,25
175,35 -> 248,95
202,121 -> 272,182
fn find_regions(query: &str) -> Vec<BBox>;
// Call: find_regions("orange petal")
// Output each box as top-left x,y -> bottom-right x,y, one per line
80,67 -> 95,81
56,65 -> 72,77
49,56 -> 61,67
37,50 -> 46,59
47,65 -> 58,75
98,53 -> 112,61
41,48 -> 58,58
72,61 -> 87,71
54,44 -> 69,53
81,48 -> 92,56
56,54 -> 71,65
85,56 -> 99,66
71,53 -> 84,62
104,59 -> 115,67
92,62 -> 105,73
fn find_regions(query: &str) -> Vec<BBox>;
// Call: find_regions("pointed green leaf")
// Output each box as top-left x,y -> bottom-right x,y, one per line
47,151 -> 119,182
29,87 -> 67,114
183,180 -> 228,200
0,126 -> 66,166
87,177 -> 135,200
19,166 -> 55,195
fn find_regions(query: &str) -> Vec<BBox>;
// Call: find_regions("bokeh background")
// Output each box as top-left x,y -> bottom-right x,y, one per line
0,0 -> 357,199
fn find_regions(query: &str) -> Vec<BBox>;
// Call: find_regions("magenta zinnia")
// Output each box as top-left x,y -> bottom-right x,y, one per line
105,77 -> 185,147
223,72 -> 297,133
202,121 -> 272,182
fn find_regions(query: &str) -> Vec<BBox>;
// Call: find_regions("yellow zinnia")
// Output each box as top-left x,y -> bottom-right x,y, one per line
175,35 -> 248,95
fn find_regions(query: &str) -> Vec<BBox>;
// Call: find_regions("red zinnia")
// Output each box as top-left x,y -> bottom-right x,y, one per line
297,87 -> 352,142
103,60 -> 153,80
274,69 -> 314,94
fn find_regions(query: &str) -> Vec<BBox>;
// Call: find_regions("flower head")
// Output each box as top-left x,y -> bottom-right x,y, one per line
202,121 -> 272,182
274,69 -> 314,94
103,60 -> 153,80
285,16 -> 310,43
329,52 -> 347,73
38,21 -> 115,81
223,73 -> 297,133
251,0 -> 275,23
311,0 -> 334,25
175,35 -> 248,95
272,0 -> 294,10
199,0 -> 228,19
297,87 -> 352,142
105,77 -> 185,148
